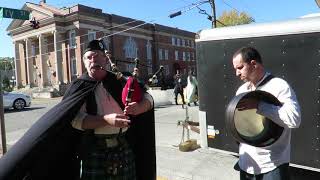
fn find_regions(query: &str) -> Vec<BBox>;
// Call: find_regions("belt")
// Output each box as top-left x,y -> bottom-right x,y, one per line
95,133 -> 126,148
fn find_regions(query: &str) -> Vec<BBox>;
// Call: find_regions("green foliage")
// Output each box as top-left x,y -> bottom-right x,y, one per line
0,57 -> 14,70
217,10 -> 255,27
2,76 -> 13,92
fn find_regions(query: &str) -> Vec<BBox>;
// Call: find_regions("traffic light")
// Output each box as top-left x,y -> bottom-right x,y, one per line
29,17 -> 40,29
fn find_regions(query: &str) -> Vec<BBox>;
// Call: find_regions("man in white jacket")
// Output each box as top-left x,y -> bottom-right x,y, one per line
232,47 -> 301,180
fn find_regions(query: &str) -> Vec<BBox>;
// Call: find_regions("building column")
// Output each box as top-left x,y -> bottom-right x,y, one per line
62,40 -> 69,84
38,34 -> 48,87
14,41 -> 22,88
53,30 -> 63,85
18,42 -> 27,86
25,38 -> 34,87
75,33 -> 83,76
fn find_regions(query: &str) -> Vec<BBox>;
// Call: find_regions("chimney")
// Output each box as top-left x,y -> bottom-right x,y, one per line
40,0 -> 46,4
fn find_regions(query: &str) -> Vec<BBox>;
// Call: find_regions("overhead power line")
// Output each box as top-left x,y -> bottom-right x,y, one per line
14,20 -> 153,62
30,19 -> 142,51
170,0 -> 218,28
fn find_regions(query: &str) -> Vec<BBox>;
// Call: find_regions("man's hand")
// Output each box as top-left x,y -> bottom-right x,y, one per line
103,113 -> 130,128
124,94 -> 152,116
236,98 -> 259,111
124,102 -> 142,116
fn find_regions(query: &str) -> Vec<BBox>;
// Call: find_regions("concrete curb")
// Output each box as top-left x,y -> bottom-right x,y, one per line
148,89 -> 175,107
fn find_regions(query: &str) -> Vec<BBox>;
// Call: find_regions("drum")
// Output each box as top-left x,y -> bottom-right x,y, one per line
225,90 -> 284,147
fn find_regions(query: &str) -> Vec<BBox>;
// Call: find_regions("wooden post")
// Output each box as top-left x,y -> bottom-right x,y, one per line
0,73 -> 7,155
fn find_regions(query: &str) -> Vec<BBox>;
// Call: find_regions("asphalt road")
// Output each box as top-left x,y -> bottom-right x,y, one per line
3,97 -> 62,145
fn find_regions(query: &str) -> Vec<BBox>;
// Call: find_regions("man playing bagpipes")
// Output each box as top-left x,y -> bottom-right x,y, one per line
0,39 -> 156,180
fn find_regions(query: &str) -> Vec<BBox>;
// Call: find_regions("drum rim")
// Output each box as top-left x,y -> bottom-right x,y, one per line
225,90 -> 284,147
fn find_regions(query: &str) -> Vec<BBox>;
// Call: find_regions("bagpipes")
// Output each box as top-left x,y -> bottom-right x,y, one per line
104,50 -> 143,106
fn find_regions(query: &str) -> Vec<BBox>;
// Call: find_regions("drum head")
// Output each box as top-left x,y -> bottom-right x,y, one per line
226,90 -> 284,147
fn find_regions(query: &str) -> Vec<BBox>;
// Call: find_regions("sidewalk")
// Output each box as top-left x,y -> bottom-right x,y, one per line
151,98 -> 239,180
151,90 -> 320,180
157,147 -> 239,180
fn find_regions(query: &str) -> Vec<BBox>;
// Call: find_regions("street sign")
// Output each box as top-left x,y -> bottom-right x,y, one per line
0,7 -> 30,20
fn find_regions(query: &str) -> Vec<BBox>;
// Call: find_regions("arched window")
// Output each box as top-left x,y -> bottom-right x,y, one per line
101,36 -> 110,50
123,37 -> 138,58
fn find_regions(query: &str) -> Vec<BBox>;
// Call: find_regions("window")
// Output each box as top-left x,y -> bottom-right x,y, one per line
185,40 -> 189,47
123,37 -> 138,58
191,52 -> 194,61
88,31 -> 96,42
71,56 -> 77,76
171,37 -> 176,46
164,49 -> 169,60
146,40 -> 152,60
182,39 -> 185,47
177,38 -> 181,46
183,52 -> 186,61
164,65 -> 170,75
31,44 -> 36,57
175,50 -> 179,60
127,64 -> 135,73
186,52 -> 190,61
147,65 -> 152,75
191,41 -> 194,48
158,48 -> 163,60
101,36 -> 110,50
69,30 -> 76,49
146,40 -> 153,75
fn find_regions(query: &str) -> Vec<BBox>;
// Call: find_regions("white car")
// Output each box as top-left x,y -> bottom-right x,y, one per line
3,91 -> 32,110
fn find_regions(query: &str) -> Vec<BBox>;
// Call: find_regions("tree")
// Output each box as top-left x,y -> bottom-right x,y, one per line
0,57 -> 14,70
217,10 -> 254,27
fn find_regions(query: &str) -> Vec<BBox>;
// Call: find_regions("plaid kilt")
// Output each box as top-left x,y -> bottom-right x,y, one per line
80,133 -> 136,180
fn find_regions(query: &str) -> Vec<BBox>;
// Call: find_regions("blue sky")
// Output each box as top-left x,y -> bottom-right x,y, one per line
0,0 -> 319,57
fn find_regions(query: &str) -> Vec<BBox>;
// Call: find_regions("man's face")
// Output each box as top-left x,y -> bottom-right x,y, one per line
83,50 -> 108,80
232,54 -> 255,82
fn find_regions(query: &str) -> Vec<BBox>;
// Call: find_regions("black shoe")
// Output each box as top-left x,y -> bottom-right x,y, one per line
194,102 -> 198,106
188,103 -> 191,106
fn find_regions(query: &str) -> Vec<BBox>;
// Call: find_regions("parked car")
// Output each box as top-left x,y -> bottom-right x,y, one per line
2,91 -> 31,110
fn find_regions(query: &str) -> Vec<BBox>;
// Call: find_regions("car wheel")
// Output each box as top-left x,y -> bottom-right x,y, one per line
13,98 -> 26,110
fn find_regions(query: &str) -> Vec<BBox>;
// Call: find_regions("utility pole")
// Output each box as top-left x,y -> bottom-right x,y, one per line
209,0 -> 217,28
168,0 -> 217,28
0,72 -> 7,154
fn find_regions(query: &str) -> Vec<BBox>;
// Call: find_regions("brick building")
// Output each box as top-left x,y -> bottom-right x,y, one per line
6,1 -> 196,93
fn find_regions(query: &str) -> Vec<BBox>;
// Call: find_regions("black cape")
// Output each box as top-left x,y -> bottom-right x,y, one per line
0,72 -> 156,180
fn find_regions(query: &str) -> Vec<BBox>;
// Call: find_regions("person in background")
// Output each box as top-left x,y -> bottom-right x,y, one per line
173,71 -> 185,106
232,46 -> 301,180
186,70 -> 198,106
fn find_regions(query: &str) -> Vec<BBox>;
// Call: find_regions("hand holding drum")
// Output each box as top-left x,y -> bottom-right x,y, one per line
225,90 -> 284,147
